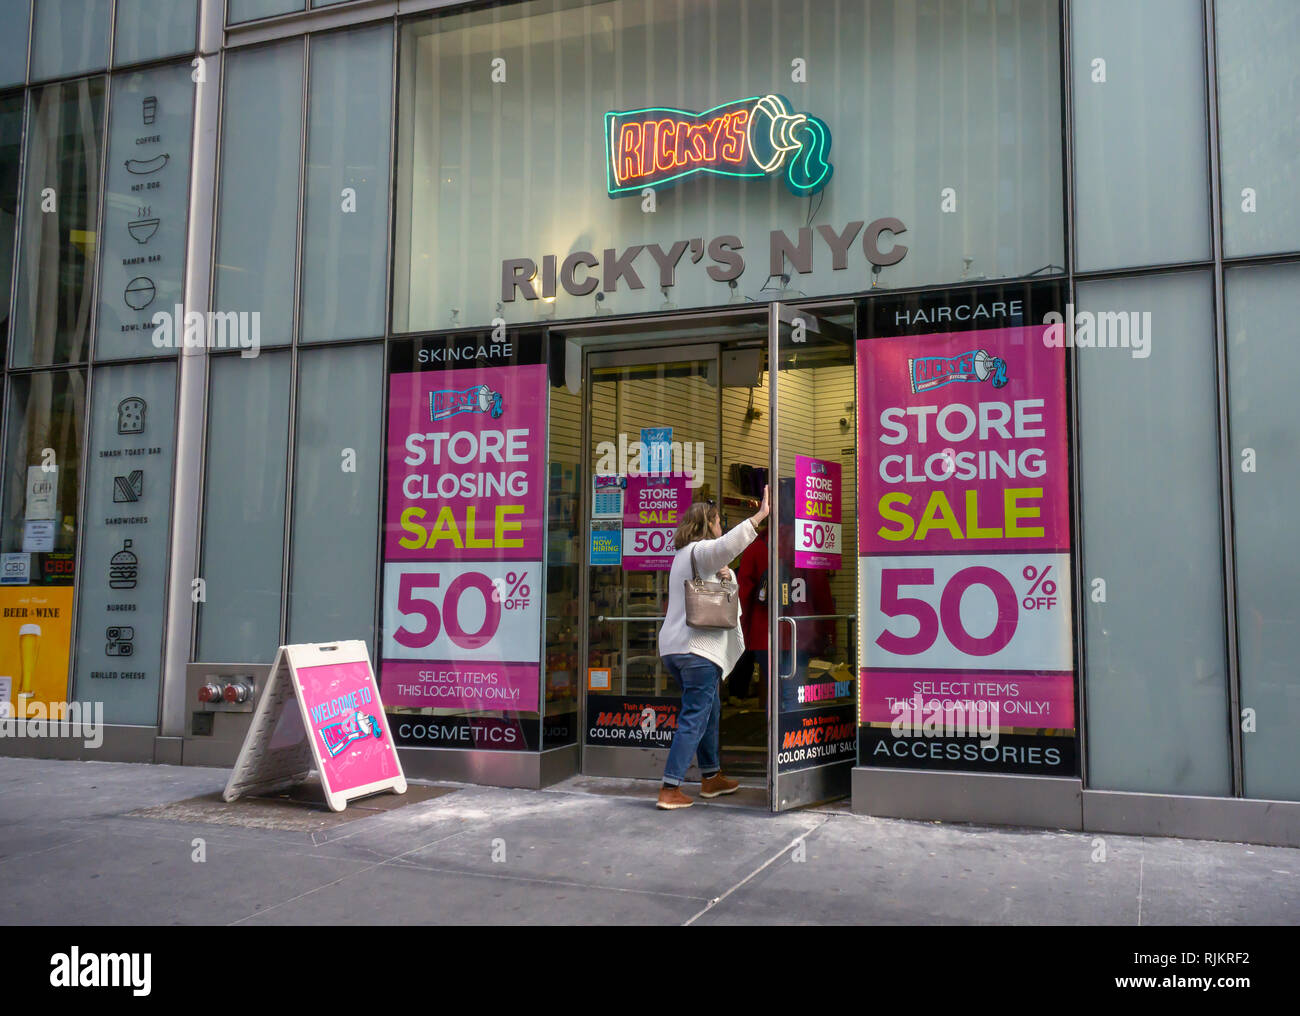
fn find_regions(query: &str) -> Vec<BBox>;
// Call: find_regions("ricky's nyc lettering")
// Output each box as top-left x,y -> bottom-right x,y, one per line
501,218 -> 907,302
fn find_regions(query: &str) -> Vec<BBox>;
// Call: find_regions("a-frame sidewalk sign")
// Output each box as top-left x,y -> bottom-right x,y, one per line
223,640 -> 407,812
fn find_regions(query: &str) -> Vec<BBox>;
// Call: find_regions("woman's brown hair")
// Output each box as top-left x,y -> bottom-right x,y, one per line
673,501 -> 718,550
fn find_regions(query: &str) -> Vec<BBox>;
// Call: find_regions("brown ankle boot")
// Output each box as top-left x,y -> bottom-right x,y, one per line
657,785 -> 693,810
699,773 -> 740,798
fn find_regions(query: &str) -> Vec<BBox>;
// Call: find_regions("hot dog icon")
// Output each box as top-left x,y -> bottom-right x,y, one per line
125,153 -> 169,175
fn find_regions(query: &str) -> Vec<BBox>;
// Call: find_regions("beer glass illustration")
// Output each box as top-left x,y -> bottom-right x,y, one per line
18,623 -> 40,699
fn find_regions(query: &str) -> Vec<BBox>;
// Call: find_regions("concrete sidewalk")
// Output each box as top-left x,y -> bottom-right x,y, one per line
0,757 -> 1295,925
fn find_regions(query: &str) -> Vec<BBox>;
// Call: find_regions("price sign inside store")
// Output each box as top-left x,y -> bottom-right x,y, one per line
622,474 -> 689,571
794,455 -> 841,570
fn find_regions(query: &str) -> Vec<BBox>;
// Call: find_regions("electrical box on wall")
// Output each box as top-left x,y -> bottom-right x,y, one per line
722,348 -> 763,388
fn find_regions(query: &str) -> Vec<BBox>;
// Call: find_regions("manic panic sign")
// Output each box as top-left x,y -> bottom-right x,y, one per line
605,94 -> 833,198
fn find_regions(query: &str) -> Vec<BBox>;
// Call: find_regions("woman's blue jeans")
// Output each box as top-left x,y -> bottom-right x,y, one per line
661,653 -> 721,786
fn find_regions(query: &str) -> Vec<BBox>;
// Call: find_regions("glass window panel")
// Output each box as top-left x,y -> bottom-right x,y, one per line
1226,264 -> 1300,801
73,361 -> 176,725
0,92 -> 24,361
213,41 -> 302,349
30,0 -> 111,81
1071,0 -> 1210,270
394,0 -> 1064,331
197,352 -> 289,663
96,61 -> 194,360
287,343 -> 382,653
0,369 -> 84,716
227,0 -> 304,26
1077,271 -> 1230,796
13,77 -> 106,367
0,0 -> 30,87
1217,0 -> 1300,258
113,0 -> 198,67
300,24 -> 392,343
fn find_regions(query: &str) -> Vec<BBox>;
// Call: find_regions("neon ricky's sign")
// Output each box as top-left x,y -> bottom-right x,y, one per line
605,94 -> 833,198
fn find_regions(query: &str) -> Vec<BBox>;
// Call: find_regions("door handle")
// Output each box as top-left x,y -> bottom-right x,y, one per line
779,616 -> 798,679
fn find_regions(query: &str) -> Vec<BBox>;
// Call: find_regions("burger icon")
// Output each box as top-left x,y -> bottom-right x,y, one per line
109,539 -> 138,590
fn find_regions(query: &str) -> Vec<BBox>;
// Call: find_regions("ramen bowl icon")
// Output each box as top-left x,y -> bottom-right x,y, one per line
127,218 -> 160,244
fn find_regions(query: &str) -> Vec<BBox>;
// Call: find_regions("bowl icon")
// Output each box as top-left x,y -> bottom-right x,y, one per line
127,218 -> 159,244
124,277 -> 156,311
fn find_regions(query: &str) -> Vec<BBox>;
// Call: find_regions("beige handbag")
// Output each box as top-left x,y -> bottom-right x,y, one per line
684,546 -> 740,630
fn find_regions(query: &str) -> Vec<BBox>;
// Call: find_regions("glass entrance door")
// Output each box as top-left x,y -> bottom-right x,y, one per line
582,344 -> 723,779
768,304 -> 860,811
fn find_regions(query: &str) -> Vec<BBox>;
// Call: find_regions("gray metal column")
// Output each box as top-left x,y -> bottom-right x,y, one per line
159,1 -> 225,744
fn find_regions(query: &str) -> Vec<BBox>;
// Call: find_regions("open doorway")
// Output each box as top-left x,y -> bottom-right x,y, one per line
580,336 -> 771,781
565,306 -> 858,809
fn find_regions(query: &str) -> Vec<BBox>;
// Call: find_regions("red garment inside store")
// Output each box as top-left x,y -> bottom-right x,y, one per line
736,525 -> 836,654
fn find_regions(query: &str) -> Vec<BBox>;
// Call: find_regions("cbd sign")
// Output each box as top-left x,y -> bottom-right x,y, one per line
606,94 -> 833,198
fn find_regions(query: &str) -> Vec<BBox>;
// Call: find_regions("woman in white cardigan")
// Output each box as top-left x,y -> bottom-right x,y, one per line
656,485 -> 769,810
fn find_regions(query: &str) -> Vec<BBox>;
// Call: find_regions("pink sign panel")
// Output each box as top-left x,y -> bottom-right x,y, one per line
859,669 -> 1075,729
856,321 -> 1076,755
385,364 -> 547,561
857,326 -> 1069,556
794,455 -> 841,570
622,473 -> 690,571
382,362 -> 547,713
297,660 -> 402,792
380,660 -> 540,712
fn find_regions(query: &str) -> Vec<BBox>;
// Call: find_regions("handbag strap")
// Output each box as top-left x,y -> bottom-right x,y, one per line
690,544 -> 732,585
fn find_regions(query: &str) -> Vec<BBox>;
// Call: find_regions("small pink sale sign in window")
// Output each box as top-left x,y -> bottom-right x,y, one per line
794,455 -> 842,570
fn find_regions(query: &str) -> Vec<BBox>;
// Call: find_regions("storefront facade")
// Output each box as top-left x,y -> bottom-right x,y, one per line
0,0 -> 1296,845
